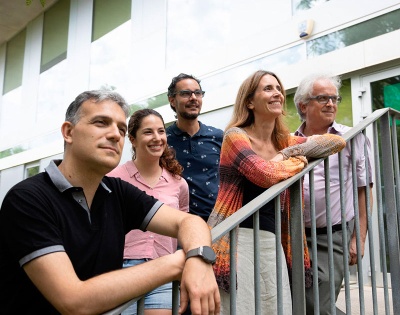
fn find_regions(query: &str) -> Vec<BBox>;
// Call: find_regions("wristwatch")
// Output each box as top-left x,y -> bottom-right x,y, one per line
186,246 -> 217,264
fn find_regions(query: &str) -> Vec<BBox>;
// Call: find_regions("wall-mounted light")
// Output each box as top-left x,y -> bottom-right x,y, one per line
298,19 -> 314,39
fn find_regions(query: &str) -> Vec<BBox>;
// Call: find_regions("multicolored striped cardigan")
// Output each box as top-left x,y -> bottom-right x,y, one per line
207,127 -> 344,292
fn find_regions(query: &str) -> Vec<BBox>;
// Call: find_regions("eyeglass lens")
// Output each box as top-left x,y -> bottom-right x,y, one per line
176,90 -> 205,98
314,95 -> 342,104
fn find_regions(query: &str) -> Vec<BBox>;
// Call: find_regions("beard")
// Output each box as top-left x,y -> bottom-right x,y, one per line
179,111 -> 199,120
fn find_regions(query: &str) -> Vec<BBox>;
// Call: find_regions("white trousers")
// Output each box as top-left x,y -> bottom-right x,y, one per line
220,228 -> 292,314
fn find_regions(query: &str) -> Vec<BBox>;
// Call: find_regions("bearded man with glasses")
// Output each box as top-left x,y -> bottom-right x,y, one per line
166,73 -> 223,223
294,72 -> 374,315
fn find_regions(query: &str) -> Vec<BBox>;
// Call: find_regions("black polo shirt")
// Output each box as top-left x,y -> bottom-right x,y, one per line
0,160 -> 162,314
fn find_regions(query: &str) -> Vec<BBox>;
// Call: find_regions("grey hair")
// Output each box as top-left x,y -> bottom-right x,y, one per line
65,90 -> 130,124
294,72 -> 342,121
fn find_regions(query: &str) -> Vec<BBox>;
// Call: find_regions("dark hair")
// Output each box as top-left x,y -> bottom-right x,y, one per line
128,108 -> 183,177
65,90 -> 129,124
167,73 -> 202,112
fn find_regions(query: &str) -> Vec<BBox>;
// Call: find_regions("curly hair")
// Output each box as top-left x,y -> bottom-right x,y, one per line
128,108 -> 183,177
226,70 -> 290,150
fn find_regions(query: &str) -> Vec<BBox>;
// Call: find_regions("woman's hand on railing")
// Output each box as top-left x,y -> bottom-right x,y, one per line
280,134 -> 346,159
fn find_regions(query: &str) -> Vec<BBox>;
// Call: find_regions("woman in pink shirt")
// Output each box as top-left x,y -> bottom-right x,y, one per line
108,108 -> 189,315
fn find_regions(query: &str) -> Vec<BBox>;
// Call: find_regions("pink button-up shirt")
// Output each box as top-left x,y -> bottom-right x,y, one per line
107,160 -> 189,259
295,121 -> 373,228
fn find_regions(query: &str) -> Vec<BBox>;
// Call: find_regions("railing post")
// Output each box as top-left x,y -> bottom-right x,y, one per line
290,179 -> 306,314
379,113 -> 400,314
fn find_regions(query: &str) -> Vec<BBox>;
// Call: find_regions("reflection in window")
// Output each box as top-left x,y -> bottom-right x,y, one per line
41,0 -> 70,73
89,21 -> 132,99
3,30 -> 26,94
131,93 -> 169,114
201,45 -> 305,104
166,0 -> 291,69
37,60 -> 68,132
90,0 -> 132,99
133,44 -> 305,112
0,88 -> 23,151
25,163 -> 40,179
92,0 -> 131,42
307,9 -> 400,58
292,0 -> 329,14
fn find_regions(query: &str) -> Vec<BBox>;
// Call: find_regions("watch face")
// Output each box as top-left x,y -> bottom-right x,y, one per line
203,246 -> 217,264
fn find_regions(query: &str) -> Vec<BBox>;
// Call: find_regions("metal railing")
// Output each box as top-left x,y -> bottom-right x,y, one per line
104,107 -> 400,315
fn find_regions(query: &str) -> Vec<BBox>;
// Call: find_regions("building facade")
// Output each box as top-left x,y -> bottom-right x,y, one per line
1,0 -> 399,200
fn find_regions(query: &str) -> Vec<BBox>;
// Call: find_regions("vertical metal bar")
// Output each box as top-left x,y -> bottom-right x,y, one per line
323,158 -> 336,314
275,195 -> 283,315
172,281 -> 179,315
351,149 -> 364,315
338,150 -> 352,315
390,115 -> 400,227
380,114 -> 400,315
137,297 -> 145,315
309,169 -> 320,315
253,211 -> 261,315
372,122 -> 391,315
362,129 -> 378,315
290,179 -> 305,314
350,139 -> 366,315
230,228 -> 238,315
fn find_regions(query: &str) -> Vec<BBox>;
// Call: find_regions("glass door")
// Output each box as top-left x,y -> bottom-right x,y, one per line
358,67 -> 400,288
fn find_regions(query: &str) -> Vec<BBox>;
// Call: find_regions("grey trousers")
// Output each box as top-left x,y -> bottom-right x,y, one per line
305,224 -> 352,315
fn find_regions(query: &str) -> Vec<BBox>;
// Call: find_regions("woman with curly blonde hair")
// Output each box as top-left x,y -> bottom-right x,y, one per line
108,108 -> 189,315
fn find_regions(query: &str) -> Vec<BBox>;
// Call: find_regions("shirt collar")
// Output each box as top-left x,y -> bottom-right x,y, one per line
128,160 -> 169,183
45,160 -> 111,193
294,120 -> 339,137
169,121 -> 207,136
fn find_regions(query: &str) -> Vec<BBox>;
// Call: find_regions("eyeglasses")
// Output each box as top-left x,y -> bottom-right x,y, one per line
173,90 -> 205,99
308,95 -> 342,105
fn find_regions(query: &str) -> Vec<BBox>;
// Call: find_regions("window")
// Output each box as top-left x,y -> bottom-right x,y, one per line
307,9 -> 400,58
40,0 -> 70,73
25,162 -> 40,179
3,30 -> 26,94
89,0 -> 132,98
92,0 -> 131,42
292,0 -> 329,14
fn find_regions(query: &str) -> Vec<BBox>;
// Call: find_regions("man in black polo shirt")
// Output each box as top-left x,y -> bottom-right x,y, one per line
0,90 -> 220,314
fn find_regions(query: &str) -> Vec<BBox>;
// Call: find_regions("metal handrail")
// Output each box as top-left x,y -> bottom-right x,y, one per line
104,107 -> 400,315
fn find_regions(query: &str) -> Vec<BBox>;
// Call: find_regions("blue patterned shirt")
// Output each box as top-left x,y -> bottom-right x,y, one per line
166,121 -> 223,221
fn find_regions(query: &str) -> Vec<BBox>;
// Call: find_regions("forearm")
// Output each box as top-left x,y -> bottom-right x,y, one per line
353,186 -> 372,243
177,214 -> 212,252
25,251 -> 184,315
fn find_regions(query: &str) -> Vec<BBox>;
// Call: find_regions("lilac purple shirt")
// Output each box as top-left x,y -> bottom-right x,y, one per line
295,121 -> 373,228
107,160 -> 189,259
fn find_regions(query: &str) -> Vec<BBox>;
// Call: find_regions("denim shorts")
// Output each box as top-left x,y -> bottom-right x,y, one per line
122,259 -> 173,315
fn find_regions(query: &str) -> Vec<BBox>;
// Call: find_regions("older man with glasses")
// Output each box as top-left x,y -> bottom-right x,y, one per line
294,72 -> 373,315
166,73 -> 223,224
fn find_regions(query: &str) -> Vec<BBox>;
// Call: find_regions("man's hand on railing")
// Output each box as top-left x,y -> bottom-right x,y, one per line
179,257 -> 221,315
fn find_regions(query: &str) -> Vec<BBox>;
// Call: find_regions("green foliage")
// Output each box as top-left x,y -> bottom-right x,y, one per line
0,146 -> 24,159
26,0 -> 46,7
285,78 -> 353,133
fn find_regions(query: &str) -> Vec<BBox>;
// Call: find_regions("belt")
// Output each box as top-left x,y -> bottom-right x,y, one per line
305,223 -> 347,237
